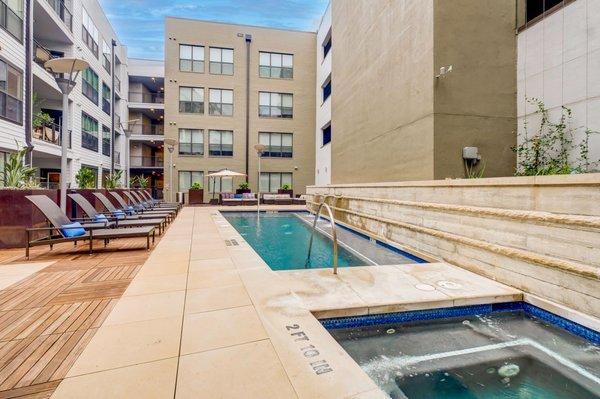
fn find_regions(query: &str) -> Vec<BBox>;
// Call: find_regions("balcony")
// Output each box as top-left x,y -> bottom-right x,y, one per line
128,92 -> 164,104
115,76 -> 121,93
33,121 -> 71,148
0,0 -> 23,41
45,0 -> 72,32
130,124 -> 164,136
114,151 -> 121,165
34,41 -> 57,69
130,156 -> 164,168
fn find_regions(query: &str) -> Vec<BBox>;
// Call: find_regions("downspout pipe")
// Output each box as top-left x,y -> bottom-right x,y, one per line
111,39 -> 117,174
244,34 -> 252,182
24,0 -> 33,165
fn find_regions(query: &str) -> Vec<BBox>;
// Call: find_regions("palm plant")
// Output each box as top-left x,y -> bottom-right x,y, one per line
75,167 -> 96,189
137,175 -> 149,188
0,143 -> 37,188
104,170 -> 123,189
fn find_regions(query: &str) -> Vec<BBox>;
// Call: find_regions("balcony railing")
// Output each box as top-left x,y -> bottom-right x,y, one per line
114,151 -> 120,165
128,92 -> 164,104
130,124 -> 164,135
82,130 -> 98,152
114,75 -> 121,93
46,0 -> 72,32
115,114 -> 121,130
0,0 -> 23,41
102,138 -> 110,156
32,121 -> 71,148
130,156 -> 164,168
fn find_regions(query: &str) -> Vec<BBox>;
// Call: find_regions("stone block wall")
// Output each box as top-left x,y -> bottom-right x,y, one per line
306,174 -> 600,317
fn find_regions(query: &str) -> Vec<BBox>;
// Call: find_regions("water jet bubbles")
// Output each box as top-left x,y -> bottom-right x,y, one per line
462,320 -> 471,326
386,328 -> 396,334
498,364 -> 520,378
486,367 -> 496,374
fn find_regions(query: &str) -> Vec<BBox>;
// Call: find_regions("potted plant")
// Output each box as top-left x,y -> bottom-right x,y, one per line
236,182 -> 251,194
75,167 -> 96,189
188,181 -> 204,205
278,183 -> 293,197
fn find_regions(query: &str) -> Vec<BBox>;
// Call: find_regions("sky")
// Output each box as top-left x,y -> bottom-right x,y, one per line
99,0 -> 329,60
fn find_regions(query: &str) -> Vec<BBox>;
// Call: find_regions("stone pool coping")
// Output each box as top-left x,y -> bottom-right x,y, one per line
49,205 -> 597,398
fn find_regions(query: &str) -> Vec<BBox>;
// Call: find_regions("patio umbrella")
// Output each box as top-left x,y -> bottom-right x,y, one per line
207,169 -> 247,200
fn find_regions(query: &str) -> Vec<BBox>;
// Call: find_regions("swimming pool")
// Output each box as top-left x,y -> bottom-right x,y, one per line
323,302 -> 600,398
222,211 -> 421,271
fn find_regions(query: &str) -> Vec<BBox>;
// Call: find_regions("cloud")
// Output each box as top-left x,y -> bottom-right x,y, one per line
99,0 -> 329,59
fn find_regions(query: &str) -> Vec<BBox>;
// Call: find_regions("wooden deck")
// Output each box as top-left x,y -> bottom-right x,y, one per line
0,238 -> 159,398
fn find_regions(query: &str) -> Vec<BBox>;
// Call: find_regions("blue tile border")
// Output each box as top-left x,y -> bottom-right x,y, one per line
320,301 -> 600,345
375,240 -> 428,264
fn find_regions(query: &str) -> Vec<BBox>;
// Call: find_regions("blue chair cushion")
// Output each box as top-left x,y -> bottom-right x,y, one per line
125,206 -> 137,215
60,222 -> 86,238
234,194 -> 243,199
113,210 -> 126,219
94,214 -> 108,223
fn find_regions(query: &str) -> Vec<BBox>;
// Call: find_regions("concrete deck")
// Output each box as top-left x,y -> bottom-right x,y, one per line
50,206 -> 522,398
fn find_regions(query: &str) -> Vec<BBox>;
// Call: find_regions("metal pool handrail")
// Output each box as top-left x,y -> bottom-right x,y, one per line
305,196 -> 339,274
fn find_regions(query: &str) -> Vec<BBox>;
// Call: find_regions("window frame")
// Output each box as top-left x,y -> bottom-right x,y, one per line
0,0 -> 24,42
322,77 -> 331,103
208,130 -> 234,157
209,47 -> 234,75
101,125 -> 111,156
208,88 -> 233,116
0,57 -> 23,125
178,170 -> 204,193
178,86 -> 204,114
102,41 -> 111,73
82,67 -> 99,105
178,128 -> 204,156
321,123 -> 331,147
259,51 -> 293,79
102,82 -> 111,115
258,132 -> 293,158
208,171 -> 233,193
81,111 -> 99,152
179,44 -> 205,73
258,92 -> 293,119
81,7 -> 99,57
259,172 -> 293,193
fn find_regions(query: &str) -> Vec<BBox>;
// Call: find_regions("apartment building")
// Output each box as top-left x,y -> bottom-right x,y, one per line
0,0 -> 127,188
127,58 -> 165,197
327,0 -> 517,183
164,17 -> 316,202
315,3 -> 332,186
517,0 -> 600,165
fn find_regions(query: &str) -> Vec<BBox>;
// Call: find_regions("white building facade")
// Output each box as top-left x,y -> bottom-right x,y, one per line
315,3 -> 332,186
0,0 -> 128,188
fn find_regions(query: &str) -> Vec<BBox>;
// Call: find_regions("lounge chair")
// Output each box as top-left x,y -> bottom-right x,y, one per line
108,192 -> 176,220
126,191 -> 179,214
138,190 -> 182,210
68,193 -> 167,234
93,192 -> 173,223
25,195 -> 156,258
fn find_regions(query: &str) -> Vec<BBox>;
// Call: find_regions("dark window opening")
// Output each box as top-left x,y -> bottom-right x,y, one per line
322,125 -> 331,146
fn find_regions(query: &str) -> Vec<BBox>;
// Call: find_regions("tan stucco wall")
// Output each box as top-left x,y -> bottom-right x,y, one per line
164,18 -> 316,201
329,0 -> 517,183
433,0 -> 517,179
307,173 -> 600,318
330,0 -> 436,184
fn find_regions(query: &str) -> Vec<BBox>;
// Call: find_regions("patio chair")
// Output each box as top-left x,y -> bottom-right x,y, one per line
25,195 -> 156,258
139,190 -> 182,209
68,193 -> 167,234
108,191 -> 176,220
93,192 -> 173,223
126,191 -> 179,214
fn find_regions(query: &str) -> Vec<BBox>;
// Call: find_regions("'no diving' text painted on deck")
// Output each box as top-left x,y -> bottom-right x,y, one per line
286,324 -> 333,375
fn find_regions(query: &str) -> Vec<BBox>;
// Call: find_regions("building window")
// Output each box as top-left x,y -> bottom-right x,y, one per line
525,0 -> 563,24
180,44 -> 204,73
102,41 -> 111,73
209,172 -> 233,193
260,172 -> 292,193
259,132 -> 292,158
209,130 -> 233,156
322,78 -> 331,102
209,89 -> 233,116
179,129 -> 203,156
322,124 -> 331,146
82,68 -> 99,104
259,52 -> 293,79
102,125 -> 110,156
82,7 -> 99,57
209,47 -> 233,75
81,112 -> 99,152
179,86 -> 204,113
102,83 -> 110,114
259,92 -> 292,118
0,0 -> 23,41
0,58 -> 23,124
178,171 -> 204,192
323,34 -> 331,59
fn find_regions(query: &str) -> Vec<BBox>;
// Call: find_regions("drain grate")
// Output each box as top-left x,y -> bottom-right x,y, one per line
224,239 -> 240,246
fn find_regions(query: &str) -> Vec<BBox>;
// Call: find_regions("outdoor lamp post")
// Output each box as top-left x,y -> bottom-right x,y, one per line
44,57 -> 89,213
121,119 -> 139,188
254,143 -> 266,216
164,138 -> 176,202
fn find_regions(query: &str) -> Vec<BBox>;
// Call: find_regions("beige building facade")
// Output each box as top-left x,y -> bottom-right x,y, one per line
164,17 -> 316,202
329,0 -> 518,183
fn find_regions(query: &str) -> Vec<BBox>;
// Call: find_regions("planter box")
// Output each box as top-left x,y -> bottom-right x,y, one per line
188,189 -> 204,205
236,188 -> 251,194
278,189 -> 293,197
0,189 -> 59,249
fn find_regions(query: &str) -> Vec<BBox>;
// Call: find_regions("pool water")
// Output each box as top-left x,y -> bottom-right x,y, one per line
223,212 -> 367,270
326,305 -> 600,399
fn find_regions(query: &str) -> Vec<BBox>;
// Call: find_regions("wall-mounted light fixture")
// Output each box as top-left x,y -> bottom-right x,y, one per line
435,65 -> 453,79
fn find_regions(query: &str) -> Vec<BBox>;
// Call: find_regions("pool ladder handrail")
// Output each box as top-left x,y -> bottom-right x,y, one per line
305,196 -> 339,274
